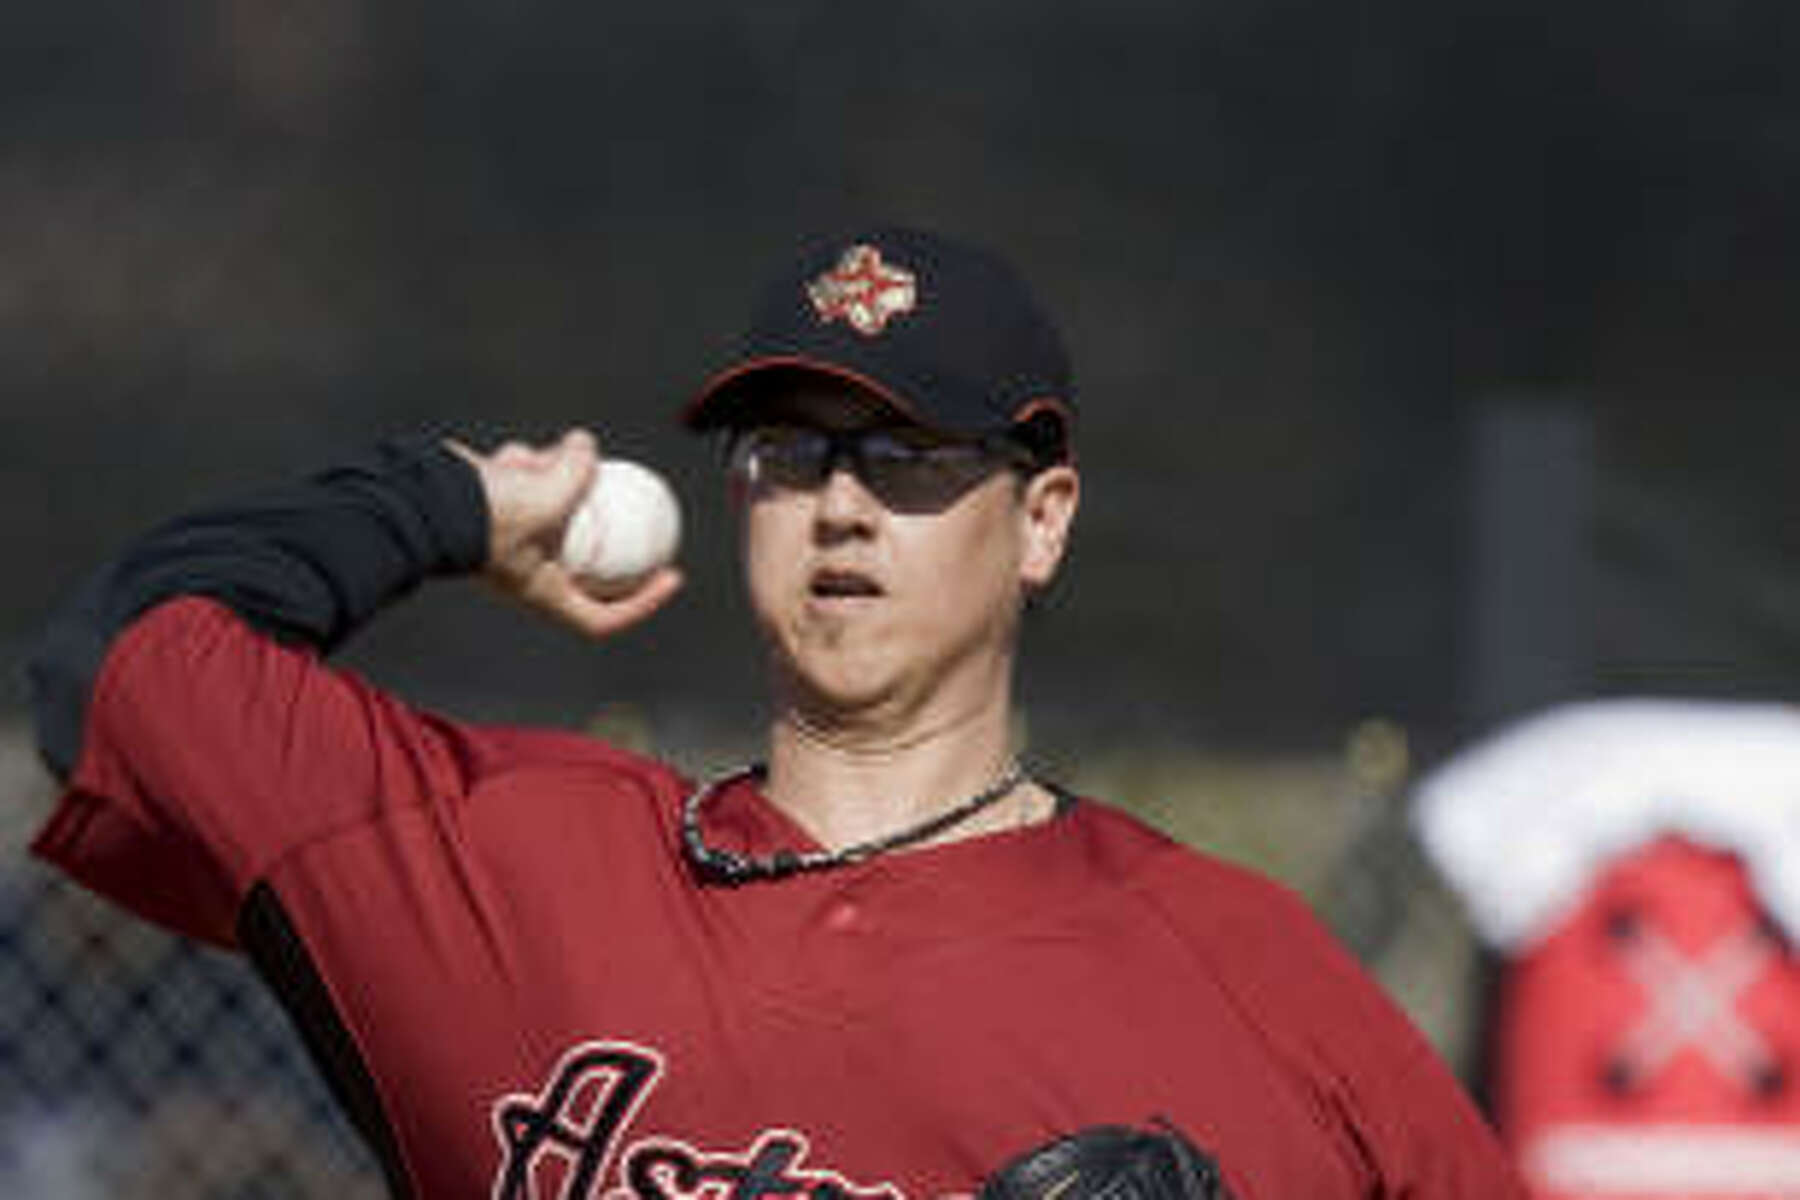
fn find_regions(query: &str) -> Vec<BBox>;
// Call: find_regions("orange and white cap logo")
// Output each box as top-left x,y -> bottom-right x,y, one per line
806,245 -> 917,337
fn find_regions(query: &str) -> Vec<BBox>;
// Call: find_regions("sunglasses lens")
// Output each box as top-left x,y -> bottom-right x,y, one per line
734,427 -> 1016,511
854,432 -> 921,494
858,433 -> 997,509
738,429 -> 829,490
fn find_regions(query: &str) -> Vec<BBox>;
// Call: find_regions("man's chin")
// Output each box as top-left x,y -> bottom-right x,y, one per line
800,681 -> 897,722
778,664 -> 901,727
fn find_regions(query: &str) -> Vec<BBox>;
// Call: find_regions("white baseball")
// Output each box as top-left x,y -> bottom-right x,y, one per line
559,458 -> 682,599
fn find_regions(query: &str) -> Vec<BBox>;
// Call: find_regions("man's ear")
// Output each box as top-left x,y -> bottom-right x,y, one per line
1018,465 -> 1079,590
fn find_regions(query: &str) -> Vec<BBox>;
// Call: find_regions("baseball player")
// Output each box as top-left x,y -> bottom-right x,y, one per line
27,228 -> 1524,1197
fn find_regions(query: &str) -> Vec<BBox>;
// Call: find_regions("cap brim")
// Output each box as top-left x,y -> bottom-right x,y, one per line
682,354 -> 932,431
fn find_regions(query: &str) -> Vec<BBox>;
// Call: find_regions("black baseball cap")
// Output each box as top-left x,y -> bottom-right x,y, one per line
683,227 -> 1076,461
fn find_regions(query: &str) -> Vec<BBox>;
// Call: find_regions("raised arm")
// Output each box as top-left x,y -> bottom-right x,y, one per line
27,435 -> 485,778
28,428 -> 681,780
24,428 -> 682,947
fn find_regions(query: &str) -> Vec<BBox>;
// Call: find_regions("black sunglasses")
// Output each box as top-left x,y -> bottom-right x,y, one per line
726,425 -> 1035,513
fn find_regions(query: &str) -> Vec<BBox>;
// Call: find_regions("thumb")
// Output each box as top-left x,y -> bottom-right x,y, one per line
478,427 -> 601,575
528,428 -> 601,532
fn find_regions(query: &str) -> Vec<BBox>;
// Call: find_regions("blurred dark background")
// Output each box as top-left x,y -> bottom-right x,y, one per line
3,0 -> 1798,766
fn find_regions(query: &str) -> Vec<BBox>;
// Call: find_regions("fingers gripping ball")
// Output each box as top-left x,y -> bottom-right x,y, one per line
559,458 -> 682,599
977,1124 -> 1234,1200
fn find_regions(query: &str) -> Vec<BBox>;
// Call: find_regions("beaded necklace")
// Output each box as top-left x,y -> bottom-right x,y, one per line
681,761 -> 1030,884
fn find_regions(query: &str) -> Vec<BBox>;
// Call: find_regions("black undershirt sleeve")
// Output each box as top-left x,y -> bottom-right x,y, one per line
25,435 -> 490,779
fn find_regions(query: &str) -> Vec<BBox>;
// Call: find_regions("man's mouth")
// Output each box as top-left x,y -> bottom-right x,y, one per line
808,568 -> 883,600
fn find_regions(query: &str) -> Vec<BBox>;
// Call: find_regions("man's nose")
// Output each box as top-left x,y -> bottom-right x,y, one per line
813,457 -> 880,532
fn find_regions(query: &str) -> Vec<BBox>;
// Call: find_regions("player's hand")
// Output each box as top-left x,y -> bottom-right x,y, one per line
446,428 -> 683,639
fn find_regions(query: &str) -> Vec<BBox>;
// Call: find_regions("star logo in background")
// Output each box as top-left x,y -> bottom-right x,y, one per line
806,245 -> 917,336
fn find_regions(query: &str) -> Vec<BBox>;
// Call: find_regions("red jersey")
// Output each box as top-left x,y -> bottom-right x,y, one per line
35,597 -> 1521,1198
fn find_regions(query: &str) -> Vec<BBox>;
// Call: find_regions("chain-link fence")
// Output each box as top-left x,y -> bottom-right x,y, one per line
0,729 -> 383,1199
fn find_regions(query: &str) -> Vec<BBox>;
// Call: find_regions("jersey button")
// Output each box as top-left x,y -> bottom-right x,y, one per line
824,900 -> 860,932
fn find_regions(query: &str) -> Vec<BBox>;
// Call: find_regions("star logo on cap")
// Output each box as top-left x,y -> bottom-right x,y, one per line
806,245 -> 917,337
